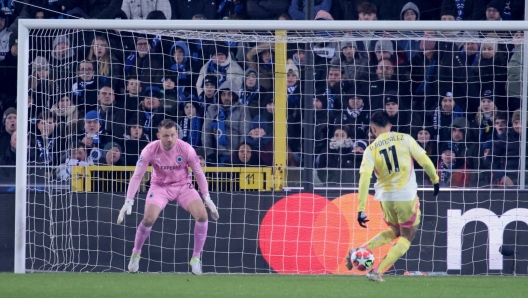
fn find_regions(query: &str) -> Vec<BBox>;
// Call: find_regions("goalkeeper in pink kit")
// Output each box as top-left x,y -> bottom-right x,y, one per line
117,119 -> 219,275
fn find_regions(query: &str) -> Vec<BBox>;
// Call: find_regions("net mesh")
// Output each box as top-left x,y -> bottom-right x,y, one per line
17,26 -> 528,274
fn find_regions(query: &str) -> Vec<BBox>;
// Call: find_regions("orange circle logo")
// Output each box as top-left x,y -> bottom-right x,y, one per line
258,193 -> 394,274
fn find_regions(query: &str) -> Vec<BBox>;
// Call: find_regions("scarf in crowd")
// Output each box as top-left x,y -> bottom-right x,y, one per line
329,138 -> 353,150
210,107 -> 234,146
292,54 -> 305,67
287,86 -> 300,105
207,59 -> 229,87
124,52 -> 136,72
143,109 -> 156,132
346,105 -> 364,119
171,62 -> 188,82
261,56 -> 274,70
439,159 -> 455,187
433,106 -> 463,129
36,135 -> 55,164
181,117 -> 202,146
239,85 -> 259,105
455,0 -> 465,20
73,79 -> 94,98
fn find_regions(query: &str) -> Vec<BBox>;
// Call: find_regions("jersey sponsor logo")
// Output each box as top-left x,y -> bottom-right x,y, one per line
447,208 -> 528,270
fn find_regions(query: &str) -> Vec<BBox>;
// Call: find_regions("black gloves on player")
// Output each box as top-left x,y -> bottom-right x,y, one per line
357,211 -> 369,228
433,183 -> 440,197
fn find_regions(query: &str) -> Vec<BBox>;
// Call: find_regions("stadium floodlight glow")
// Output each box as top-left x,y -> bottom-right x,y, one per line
15,19 -> 528,275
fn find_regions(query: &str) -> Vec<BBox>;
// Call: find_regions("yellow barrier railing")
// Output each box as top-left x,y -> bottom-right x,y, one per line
71,166 -> 274,192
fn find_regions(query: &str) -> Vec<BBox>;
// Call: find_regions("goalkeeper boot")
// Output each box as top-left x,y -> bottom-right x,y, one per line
190,257 -> 202,275
128,253 -> 141,273
345,248 -> 357,270
366,270 -> 385,282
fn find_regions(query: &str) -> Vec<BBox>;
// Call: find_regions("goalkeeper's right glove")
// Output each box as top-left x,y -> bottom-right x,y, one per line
433,183 -> 440,197
117,199 -> 134,224
357,211 -> 369,228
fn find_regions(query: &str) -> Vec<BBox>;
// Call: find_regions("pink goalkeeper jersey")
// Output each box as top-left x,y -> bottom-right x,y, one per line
126,140 -> 209,200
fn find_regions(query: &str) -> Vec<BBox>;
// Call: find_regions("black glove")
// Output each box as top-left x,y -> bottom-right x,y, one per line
357,211 -> 369,228
433,183 -> 440,197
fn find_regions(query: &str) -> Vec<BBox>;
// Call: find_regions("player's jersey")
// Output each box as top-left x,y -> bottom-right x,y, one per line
359,132 -> 426,201
126,140 -> 209,200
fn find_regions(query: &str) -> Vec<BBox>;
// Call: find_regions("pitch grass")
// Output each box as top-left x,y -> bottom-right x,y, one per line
0,273 -> 526,298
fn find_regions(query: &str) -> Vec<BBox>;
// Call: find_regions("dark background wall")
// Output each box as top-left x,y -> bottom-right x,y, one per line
1,190 -> 527,274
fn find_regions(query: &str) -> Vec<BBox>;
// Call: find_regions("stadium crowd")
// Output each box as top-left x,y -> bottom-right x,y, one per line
0,0 -> 526,188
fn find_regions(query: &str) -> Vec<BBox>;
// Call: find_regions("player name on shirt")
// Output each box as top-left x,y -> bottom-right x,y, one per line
370,134 -> 405,150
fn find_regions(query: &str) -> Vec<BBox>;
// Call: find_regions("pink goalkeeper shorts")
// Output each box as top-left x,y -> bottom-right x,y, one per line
145,183 -> 202,211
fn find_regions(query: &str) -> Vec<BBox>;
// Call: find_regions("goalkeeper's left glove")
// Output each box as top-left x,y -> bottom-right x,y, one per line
357,211 -> 369,228
433,183 -> 440,197
117,199 -> 134,224
203,194 -> 220,221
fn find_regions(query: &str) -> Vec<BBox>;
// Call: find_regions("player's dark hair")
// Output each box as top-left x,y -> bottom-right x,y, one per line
370,111 -> 391,127
158,119 -> 177,130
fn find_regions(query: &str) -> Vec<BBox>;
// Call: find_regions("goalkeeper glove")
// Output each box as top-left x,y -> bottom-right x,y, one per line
203,194 -> 220,221
357,211 -> 369,228
117,199 -> 134,224
433,183 -> 440,197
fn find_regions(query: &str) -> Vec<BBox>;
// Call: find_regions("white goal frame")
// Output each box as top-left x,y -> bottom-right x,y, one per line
15,19 -> 528,274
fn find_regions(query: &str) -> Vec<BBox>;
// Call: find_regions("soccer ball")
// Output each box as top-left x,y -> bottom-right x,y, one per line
350,248 -> 375,271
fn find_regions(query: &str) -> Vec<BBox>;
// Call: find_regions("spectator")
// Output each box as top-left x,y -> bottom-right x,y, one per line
311,10 -> 338,66
338,92 -> 369,142
87,35 -> 123,88
124,77 -> 143,113
409,35 -> 439,110
178,101 -> 203,148
125,36 -> 164,87
431,92 -> 464,142
474,90 -> 497,142
246,115 -> 273,166
507,31 -> 523,112
29,56 -> 56,115
72,60 -> 98,113
50,94 -> 79,137
316,65 -> 348,113
437,142 -> 470,187
172,0 -> 216,20
49,35 -> 76,87
439,36 -> 480,113
313,94 -> 329,154
384,92 -> 421,136
414,127 -> 438,172
288,0 -> 332,20
100,141 -> 125,165
396,2 -> 421,63
0,32 -> 17,108
490,109 -> 528,187
485,1 -> 503,21
329,40 -> 369,82
470,40 -> 507,110
146,10 -> 167,19
30,112 -> 63,180
204,79 -> 250,165
440,0 -> 486,20
0,107 -> 16,151
373,40 -> 395,66
166,41 -> 194,102
239,68 -> 267,119
122,117 -> 150,166
160,76 -> 178,115
121,0 -> 171,20
0,130 -> 16,178
450,117 -> 478,170
73,110 -> 112,164
472,140 -> 493,187
246,42 -> 274,91
96,85 -> 125,140
492,111 -> 508,140
196,43 -> 243,96
247,0 -> 289,20
0,11 -> 12,62
362,59 -> 402,110
231,142 -> 262,166
198,75 -> 218,116
55,143 -> 94,181
136,87 -> 173,141
316,125 -> 355,184
286,62 -> 302,156
357,1 -> 377,20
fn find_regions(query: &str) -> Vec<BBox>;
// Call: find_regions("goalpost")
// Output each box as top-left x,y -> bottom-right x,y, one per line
15,19 -> 528,275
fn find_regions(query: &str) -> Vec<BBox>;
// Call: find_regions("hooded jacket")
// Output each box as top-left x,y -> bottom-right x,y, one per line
196,52 -> 244,96
121,0 -> 172,20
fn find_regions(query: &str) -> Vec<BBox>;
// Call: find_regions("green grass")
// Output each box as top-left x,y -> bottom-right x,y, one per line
0,273 -> 526,298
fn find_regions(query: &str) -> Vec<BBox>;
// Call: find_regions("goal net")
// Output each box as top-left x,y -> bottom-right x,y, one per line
15,19 -> 528,275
